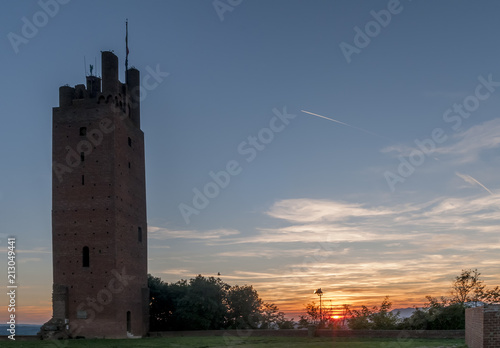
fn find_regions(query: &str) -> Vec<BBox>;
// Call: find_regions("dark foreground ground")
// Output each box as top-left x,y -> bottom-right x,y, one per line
0,336 -> 467,347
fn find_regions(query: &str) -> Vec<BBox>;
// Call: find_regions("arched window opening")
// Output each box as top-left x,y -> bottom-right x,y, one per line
126,311 -> 131,332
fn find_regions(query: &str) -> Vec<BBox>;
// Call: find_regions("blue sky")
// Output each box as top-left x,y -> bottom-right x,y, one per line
1,0 -> 500,323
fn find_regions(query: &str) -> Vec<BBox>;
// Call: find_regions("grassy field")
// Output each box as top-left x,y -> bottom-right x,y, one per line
1,336 -> 467,348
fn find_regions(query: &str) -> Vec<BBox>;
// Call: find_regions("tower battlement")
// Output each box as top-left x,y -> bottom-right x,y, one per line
58,51 -> 141,128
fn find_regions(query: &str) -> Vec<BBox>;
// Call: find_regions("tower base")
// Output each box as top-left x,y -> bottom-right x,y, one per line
38,318 -> 70,340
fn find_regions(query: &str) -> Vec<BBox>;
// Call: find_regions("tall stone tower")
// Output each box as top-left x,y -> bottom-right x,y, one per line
40,51 -> 148,339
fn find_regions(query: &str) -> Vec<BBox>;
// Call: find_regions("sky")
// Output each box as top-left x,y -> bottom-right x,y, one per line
1,0 -> 500,325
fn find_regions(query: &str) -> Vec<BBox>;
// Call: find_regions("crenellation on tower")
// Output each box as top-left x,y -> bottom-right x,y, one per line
86,75 -> 101,97
57,52 -> 141,128
74,84 -> 87,99
102,51 -> 119,95
59,85 -> 75,107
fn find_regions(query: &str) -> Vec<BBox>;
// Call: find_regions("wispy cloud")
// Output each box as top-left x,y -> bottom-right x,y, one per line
149,245 -> 171,249
437,118 -> 500,163
254,196 -> 500,245
157,268 -> 194,277
149,226 -> 240,240
19,258 -> 42,264
381,118 -> 500,164
266,198 -> 398,223
0,247 -> 51,254
215,247 -> 350,259
250,224 -> 418,244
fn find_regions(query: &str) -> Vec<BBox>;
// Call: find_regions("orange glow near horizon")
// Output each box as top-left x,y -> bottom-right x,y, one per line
1,287 -> 431,325
0,290 -> 490,325
8,264 -> 500,325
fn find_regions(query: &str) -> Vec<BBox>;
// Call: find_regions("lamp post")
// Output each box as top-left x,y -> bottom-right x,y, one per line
314,288 -> 323,325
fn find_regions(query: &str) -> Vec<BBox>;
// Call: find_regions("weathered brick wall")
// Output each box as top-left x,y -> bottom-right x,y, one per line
467,307 -> 485,348
484,305 -> 500,348
466,305 -> 500,348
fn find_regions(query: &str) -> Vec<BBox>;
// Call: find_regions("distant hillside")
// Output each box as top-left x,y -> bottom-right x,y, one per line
391,307 -> 416,319
0,324 -> 41,336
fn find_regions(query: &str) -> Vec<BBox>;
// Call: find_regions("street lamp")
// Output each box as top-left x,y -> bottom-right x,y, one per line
314,288 -> 323,325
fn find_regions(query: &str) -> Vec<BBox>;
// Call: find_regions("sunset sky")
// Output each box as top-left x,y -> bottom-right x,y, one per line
1,0 -> 500,324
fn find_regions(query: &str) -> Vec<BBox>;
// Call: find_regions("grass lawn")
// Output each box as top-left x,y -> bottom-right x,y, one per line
1,336 -> 467,348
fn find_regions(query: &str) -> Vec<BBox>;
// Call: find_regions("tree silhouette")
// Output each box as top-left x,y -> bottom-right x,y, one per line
451,269 -> 485,306
147,274 -> 288,331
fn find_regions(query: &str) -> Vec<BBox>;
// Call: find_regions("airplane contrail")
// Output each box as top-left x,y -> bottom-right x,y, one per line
455,172 -> 493,195
301,110 -> 393,142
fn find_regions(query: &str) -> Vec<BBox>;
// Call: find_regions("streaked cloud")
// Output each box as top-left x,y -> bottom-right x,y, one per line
19,258 -> 42,264
0,247 -> 51,254
437,118 -> 500,163
215,247 -> 350,259
381,118 -> 500,164
266,198 -> 398,223
149,245 -> 171,249
158,268 -> 193,277
149,226 -> 240,240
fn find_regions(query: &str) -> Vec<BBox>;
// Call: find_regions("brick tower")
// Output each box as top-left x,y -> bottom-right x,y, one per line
40,51 -> 148,339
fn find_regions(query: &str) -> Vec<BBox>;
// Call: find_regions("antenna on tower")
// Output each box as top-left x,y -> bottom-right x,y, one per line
125,19 -> 129,78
